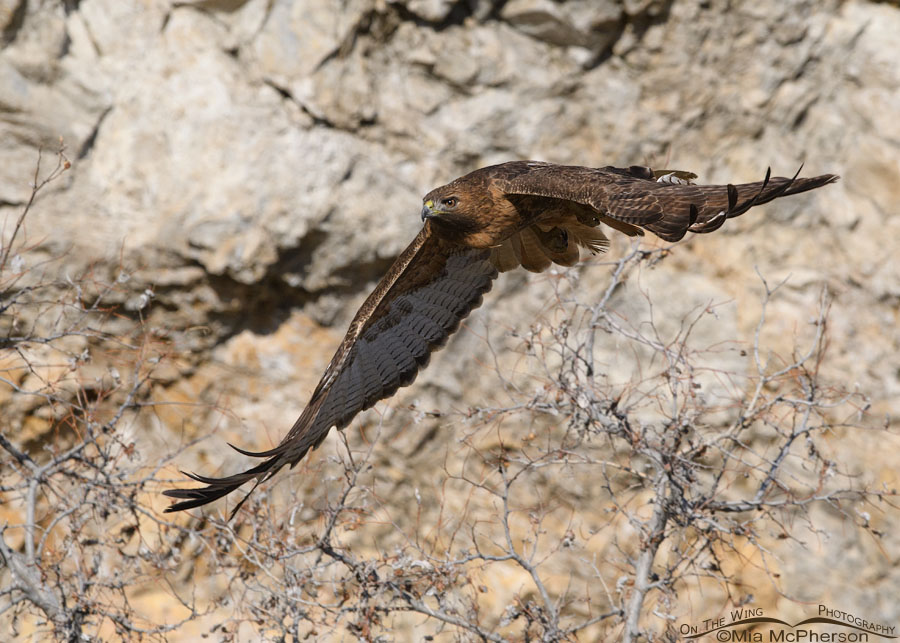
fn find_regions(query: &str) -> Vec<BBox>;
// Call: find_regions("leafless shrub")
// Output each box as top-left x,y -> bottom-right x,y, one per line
2,149 -> 894,641
0,146 -> 208,640
159,249 -> 893,641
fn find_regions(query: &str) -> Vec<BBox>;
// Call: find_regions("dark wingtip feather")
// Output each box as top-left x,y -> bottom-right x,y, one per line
782,172 -> 840,195
727,184 -> 738,210
688,203 -> 699,226
163,479 -> 246,513
679,167 -> 836,239
163,456 -> 282,516
228,441 -> 288,458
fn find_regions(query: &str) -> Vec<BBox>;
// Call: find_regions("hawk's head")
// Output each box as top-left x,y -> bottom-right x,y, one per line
421,189 -> 468,221
421,167 -> 523,247
420,188 -> 486,243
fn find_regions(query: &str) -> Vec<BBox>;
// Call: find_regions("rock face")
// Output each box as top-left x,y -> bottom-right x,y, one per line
2,0 -> 899,638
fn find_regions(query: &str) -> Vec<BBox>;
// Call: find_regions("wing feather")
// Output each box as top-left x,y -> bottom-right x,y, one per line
354,342 -> 384,410
164,225 -> 497,515
500,162 -> 838,243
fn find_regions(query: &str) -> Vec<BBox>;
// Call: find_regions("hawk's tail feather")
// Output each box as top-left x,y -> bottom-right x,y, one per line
514,228 -> 554,272
533,224 -> 580,266
490,240 -> 520,272
569,222 -> 611,254
490,223 -> 607,272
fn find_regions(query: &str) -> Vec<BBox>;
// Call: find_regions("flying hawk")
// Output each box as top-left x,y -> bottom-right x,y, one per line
164,161 -> 838,515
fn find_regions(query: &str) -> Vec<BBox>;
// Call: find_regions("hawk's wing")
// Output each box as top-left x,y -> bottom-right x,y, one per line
164,225 -> 497,515
500,162 -> 839,242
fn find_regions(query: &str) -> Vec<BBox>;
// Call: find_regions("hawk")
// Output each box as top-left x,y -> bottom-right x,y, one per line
164,161 -> 838,515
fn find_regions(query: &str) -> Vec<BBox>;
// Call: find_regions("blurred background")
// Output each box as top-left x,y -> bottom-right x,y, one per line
1,0 -> 898,640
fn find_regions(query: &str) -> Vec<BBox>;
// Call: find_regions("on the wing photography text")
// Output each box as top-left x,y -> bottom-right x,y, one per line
680,604 -> 897,641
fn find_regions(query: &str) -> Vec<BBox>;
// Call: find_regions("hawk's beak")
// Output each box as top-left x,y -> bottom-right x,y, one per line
421,200 -> 436,221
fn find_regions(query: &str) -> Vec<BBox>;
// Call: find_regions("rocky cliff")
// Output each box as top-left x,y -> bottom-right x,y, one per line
1,0 -> 898,640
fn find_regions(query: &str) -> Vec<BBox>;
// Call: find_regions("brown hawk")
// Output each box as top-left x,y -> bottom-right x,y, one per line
164,161 -> 838,515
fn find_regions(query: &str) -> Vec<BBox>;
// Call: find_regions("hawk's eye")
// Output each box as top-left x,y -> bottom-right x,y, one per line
441,197 -> 458,208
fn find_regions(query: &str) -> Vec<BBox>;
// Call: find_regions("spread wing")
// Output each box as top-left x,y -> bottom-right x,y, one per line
164,225 -> 498,515
499,162 -> 839,242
